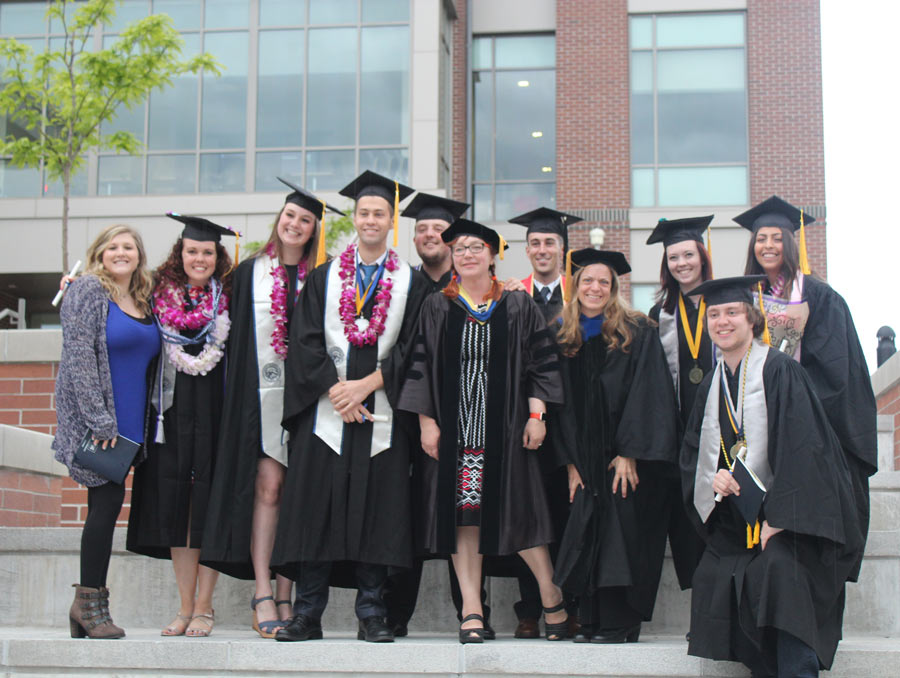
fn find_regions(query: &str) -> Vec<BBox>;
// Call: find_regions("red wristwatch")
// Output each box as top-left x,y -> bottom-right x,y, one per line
529,412 -> 546,421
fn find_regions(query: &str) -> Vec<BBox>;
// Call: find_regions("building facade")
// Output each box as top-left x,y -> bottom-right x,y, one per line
0,0 -> 826,326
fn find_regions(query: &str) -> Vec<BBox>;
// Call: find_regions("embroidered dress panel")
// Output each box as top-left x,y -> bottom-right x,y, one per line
456,318 -> 490,520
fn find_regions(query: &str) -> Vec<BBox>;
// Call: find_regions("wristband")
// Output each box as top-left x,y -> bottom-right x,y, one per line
529,412 -> 546,421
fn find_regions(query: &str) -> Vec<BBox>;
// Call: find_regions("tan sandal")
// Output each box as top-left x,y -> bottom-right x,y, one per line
161,613 -> 192,636
186,611 -> 215,637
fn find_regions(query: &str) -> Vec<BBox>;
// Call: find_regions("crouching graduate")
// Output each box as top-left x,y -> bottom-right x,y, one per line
271,171 -> 430,643
682,275 -> 862,677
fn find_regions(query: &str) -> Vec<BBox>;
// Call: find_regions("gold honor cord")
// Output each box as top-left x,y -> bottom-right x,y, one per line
678,294 -> 707,384
757,282 -> 773,346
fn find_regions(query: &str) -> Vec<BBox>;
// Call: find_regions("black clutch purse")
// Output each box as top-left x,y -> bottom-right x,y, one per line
74,429 -> 141,484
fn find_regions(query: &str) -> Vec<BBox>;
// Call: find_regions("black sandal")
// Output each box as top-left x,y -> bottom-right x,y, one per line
543,601 -> 568,641
459,613 -> 486,644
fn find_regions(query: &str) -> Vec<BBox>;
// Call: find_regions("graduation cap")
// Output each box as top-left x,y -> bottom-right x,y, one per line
690,275 -> 767,306
646,215 -> 713,248
167,212 -> 238,243
509,207 -> 582,251
338,170 -> 415,248
733,196 -> 814,275
441,218 -> 509,260
401,192 -> 470,225
564,249 -> 631,303
278,177 -> 344,220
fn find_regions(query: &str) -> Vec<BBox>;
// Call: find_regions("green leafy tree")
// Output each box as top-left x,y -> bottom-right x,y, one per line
0,0 -> 220,270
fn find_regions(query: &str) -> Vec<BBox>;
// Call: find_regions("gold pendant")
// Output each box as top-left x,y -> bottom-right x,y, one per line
730,442 -> 747,463
689,365 -> 704,384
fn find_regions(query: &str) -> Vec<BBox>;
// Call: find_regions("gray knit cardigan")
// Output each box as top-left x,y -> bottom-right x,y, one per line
52,275 -> 154,487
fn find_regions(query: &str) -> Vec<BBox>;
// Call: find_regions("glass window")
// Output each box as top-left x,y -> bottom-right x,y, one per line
260,0 -> 305,26
0,160 -> 41,198
359,148 -> 408,184
199,152 -> 244,192
98,155 -> 143,195
0,2 -> 47,35
148,32 -> 199,150
152,0 -> 201,30
360,25 -> 409,146
305,149 -> 354,191
148,154 -> 196,194
307,27 -> 356,146
105,0 -> 149,33
472,34 -> 555,220
257,30 -> 303,148
201,31 -> 248,149
204,0 -> 248,29
631,283 -> 656,314
255,151 -> 303,190
44,163 -> 89,197
309,0 -> 356,24
362,0 -> 408,23
630,13 -> 748,207
472,37 -> 491,69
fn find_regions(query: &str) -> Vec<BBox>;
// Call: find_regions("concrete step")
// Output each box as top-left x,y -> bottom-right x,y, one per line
0,627 -> 897,677
2,471 -> 898,638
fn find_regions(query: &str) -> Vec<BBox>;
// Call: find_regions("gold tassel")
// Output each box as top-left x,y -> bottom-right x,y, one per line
757,282 -> 772,346
392,181 -> 399,249
753,520 -> 761,545
706,226 -> 712,262
225,231 -> 240,277
498,234 -> 507,261
316,199 -> 328,267
798,210 -> 811,275
564,250 -> 573,304
746,524 -> 753,549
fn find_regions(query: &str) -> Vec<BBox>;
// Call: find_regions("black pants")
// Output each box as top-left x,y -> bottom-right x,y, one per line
295,561 -> 387,621
80,482 -> 126,588
384,558 -> 424,627
579,587 -> 642,631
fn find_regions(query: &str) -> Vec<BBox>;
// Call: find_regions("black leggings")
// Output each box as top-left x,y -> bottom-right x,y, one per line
80,482 -> 126,588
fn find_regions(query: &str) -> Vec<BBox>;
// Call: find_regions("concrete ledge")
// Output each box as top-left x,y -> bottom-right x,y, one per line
0,328 -> 62,362
0,425 -> 66,477
0,629 -> 896,677
872,349 -> 900,399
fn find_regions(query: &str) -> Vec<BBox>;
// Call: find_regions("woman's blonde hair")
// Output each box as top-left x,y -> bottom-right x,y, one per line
84,224 -> 154,314
252,202 -> 324,272
557,263 -> 646,357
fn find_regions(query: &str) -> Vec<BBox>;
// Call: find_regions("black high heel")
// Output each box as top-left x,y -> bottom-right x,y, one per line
459,613 -> 486,644
543,601 -> 569,641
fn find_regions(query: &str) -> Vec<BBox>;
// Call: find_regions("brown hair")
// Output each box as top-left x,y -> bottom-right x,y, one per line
655,240 -> 714,314
743,225 -> 801,292
557,264 -> 646,357
442,238 -> 503,302
154,238 -> 233,299
83,224 -> 154,314
252,202 -> 324,272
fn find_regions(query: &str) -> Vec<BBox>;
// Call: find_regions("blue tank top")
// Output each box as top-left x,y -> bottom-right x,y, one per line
106,301 -> 160,442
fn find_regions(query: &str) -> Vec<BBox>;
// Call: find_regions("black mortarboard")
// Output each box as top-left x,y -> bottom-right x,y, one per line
277,177 -> 344,220
509,207 -> 582,251
338,169 -> 414,206
646,215 -> 713,247
732,196 -> 814,233
441,218 -> 509,259
569,248 -> 631,276
167,212 -> 237,243
690,275 -> 767,306
401,193 -> 470,225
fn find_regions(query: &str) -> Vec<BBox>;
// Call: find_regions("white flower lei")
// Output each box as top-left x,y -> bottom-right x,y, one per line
162,310 -> 231,376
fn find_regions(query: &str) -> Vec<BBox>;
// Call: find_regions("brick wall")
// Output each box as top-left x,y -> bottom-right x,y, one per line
747,0 -> 828,277
0,363 -> 59,435
0,468 -> 62,526
877,381 -> 900,470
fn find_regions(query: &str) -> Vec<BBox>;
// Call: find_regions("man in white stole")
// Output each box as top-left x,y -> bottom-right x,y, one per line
272,171 -> 430,643
680,276 -> 862,678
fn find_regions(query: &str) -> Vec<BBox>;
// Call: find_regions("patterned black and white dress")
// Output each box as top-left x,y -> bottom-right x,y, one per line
456,316 -> 489,525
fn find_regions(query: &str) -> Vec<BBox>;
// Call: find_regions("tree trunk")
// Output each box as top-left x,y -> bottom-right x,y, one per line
62,163 -> 70,272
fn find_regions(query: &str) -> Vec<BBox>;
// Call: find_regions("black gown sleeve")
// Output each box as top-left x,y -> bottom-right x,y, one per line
519,292 -> 564,405
397,291 -> 445,420
380,267 -> 431,410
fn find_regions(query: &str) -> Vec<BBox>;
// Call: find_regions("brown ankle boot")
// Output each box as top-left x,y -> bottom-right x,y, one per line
69,585 -> 125,639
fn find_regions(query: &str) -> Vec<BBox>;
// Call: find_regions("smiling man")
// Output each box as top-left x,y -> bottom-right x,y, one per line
681,275 -> 862,678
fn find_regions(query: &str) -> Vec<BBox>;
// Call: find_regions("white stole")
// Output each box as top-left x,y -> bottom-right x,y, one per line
694,339 -> 773,523
313,252 -> 412,457
252,253 -> 293,467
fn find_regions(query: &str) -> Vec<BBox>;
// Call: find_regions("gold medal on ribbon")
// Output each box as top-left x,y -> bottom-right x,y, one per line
730,441 -> 747,463
679,294 -> 706,386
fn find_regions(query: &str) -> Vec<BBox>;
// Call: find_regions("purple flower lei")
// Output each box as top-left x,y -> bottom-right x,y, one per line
337,244 -> 398,347
268,242 -> 307,360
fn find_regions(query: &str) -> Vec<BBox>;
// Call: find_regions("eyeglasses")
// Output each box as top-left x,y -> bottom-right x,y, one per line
451,243 -> 486,256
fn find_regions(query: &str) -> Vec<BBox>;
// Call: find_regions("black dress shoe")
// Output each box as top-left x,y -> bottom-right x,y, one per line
573,624 -> 595,643
482,619 -> 496,641
275,614 -> 323,642
590,623 -> 641,644
514,617 -> 541,639
357,616 -> 394,643
389,621 -> 408,637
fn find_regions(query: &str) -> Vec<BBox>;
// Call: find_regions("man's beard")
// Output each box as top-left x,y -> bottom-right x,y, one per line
420,248 -> 450,269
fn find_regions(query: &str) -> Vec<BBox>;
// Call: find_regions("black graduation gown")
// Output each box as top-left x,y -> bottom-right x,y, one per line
200,258 -> 292,579
128,330 -> 225,559
649,296 -> 712,589
681,348 -> 862,671
551,318 -> 678,622
532,283 -> 564,325
799,276 -> 877,581
398,290 -> 564,556
270,260 -> 430,579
